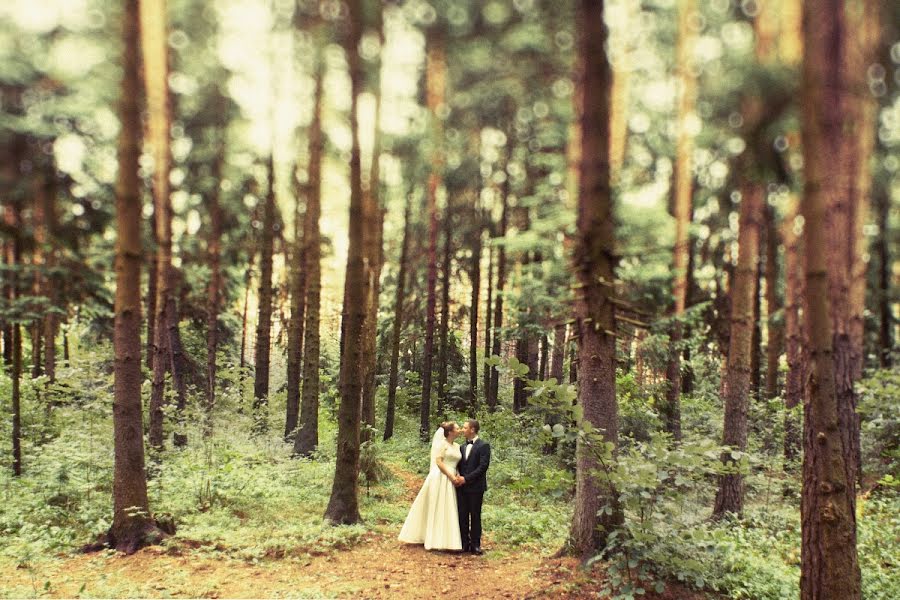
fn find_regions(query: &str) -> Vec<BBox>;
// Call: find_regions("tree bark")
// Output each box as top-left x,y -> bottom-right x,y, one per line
482,242 -> 493,406
565,0 -> 622,559
663,0 -> 697,442
293,62 -> 324,458
799,3 -> 863,595
285,183 -> 307,441
436,195 -> 452,417
712,183 -> 763,518
468,218 -> 481,415
361,13 -> 385,445
384,193 -> 411,442
110,0 -> 164,553
205,130 -> 225,434
324,0 -> 364,525
253,156 -> 277,428
782,200 -> 804,463
876,190 -> 892,367
764,205 -> 782,400
488,152 -> 510,411
420,26 -> 445,440
143,0 -> 174,452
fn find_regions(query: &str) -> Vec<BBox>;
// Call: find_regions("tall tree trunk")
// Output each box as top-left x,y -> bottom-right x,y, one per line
420,26 -> 446,440
712,183 -> 763,518
384,193 -> 411,442
294,63 -> 324,458
876,190 -> 892,367
110,0 -> 163,553
168,279 -> 189,447
799,2 -> 862,595
324,0 -> 365,525
565,0 -> 622,559
539,333 -> 549,381
764,205 -> 782,400
205,132 -> 225,433
469,208 -> 482,415
253,156 -> 276,429
40,173 -> 59,384
143,0 -> 173,452
482,242 -> 493,406
146,235 -> 157,372
239,254 -> 254,373
436,196 -> 452,417
285,185 -> 307,441
488,155 -> 510,411
663,0 -> 697,442
751,248 -> 762,401
845,0 -> 879,490
8,198 -> 22,475
360,13 -> 385,445
782,200 -> 804,463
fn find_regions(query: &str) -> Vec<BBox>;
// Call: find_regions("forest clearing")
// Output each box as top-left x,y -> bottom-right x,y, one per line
1,0 -> 899,598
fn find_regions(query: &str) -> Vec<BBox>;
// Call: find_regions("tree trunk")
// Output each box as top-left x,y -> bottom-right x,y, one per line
294,62 -> 324,458
285,185 -> 307,441
167,284 -> 189,447
482,242 -> 493,406
751,247 -> 762,401
205,131 -> 225,434
764,205 -> 782,400
712,183 -> 763,518
360,15 -> 385,445
663,0 -> 696,442
436,195 -> 452,417
420,26 -> 445,440
239,254 -> 254,373
324,0 -> 364,525
488,155 -> 510,411
469,209 -> 482,415
565,0 -> 622,559
110,0 -> 164,553
876,190 -> 892,367
253,156 -> 277,428
799,2 -> 862,595
539,333 -> 549,381
143,0 -> 174,452
40,173 -> 59,384
384,193 -> 411,442
8,198 -> 23,475
782,200 -> 804,463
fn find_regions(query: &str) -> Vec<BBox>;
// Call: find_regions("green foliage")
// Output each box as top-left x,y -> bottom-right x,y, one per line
858,368 -> 900,481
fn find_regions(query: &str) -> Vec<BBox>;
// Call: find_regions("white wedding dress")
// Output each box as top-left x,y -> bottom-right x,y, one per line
398,433 -> 463,550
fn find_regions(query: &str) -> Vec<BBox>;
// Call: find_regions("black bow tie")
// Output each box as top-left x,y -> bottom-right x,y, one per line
465,440 -> 474,445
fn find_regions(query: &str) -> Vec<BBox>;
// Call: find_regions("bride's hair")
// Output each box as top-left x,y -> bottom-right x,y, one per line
439,421 -> 457,438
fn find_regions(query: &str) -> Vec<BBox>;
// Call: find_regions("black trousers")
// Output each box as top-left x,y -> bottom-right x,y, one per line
457,490 -> 484,550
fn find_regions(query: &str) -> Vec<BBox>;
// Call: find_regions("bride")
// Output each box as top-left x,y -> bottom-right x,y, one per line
398,421 -> 463,551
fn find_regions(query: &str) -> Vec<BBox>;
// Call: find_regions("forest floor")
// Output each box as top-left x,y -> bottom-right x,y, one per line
0,464 -> 710,599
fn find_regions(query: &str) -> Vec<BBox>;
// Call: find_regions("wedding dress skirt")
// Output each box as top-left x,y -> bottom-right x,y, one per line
398,441 -> 463,550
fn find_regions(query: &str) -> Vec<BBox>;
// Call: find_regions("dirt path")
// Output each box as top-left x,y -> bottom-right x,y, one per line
0,466 -> 709,599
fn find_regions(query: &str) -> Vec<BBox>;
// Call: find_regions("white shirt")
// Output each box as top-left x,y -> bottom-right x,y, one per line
465,435 -> 479,460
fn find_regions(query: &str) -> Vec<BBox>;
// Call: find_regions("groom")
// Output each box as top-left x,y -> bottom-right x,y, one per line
454,419 -> 491,555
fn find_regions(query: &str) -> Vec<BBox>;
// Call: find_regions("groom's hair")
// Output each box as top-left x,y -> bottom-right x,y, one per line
466,419 -> 480,434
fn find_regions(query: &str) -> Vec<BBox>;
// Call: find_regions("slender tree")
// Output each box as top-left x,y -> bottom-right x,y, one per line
712,184 -> 763,517
284,179 -> 307,441
436,194 -> 453,416
205,126 -> 225,432
360,6 -> 385,444
782,200 -> 804,463
565,0 -> 622,559
110,0 -> 164,553
764,205 -> 782,401
482,242 -> 493,405
420,25 -> 446,440
324,0 -> 365,524
294,62 -> 324,457
469,204 -> 482,414
384,192 -> 412,441
663,0 -> 697,442
143,0 -> 174,451
488,147 -> 510,410
253,156 -> 276,429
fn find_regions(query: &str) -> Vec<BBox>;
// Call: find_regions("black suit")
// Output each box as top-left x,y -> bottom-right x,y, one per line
457,437 -> 491,551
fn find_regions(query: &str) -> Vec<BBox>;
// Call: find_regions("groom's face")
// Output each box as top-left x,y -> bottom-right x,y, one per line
462,422 -> 475,440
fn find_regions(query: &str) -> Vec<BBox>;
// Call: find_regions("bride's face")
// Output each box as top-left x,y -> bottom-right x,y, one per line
447,423 -> 460,442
